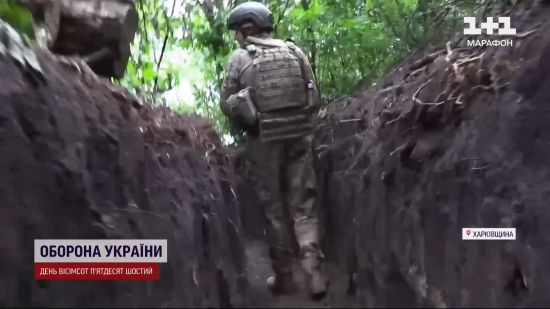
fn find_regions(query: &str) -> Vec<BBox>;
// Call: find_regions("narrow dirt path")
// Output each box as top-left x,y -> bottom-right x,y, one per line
245,240 -> 359,308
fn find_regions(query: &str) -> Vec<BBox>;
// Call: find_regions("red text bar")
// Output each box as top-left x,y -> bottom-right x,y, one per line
34,262 -> 159,280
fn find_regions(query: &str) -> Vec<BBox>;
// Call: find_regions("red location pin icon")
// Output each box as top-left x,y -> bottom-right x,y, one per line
466,230 -> 471,236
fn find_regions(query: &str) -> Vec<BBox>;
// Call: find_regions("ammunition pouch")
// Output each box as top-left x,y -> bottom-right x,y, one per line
258,108 -> 313,143
227,87 -> 258,128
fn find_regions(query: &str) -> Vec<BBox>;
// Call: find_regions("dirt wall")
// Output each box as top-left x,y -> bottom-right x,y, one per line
315,2 -> 550,307
0,51 -> 248,308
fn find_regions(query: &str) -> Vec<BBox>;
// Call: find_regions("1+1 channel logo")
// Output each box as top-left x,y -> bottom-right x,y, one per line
464,17 -> 516,47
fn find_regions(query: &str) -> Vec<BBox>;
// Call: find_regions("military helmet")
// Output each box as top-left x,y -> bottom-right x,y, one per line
227,2 -> 275,31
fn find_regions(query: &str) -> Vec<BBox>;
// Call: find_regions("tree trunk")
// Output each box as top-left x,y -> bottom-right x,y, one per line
20,0 -> 138,79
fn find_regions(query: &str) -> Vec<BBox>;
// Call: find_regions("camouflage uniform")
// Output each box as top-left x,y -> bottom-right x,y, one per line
220,34 -> 326,296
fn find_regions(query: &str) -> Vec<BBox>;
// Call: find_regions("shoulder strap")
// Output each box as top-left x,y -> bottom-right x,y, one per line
285,39 -> 296,50
245,44 -> 257,54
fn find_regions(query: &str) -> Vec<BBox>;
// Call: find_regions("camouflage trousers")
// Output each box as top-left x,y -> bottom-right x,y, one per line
243,135 -> 323,275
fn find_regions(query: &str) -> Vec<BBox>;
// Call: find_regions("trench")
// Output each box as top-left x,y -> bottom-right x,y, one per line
4,1 -> 550,307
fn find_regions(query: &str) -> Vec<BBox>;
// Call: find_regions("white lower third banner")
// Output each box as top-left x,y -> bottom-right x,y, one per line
462,228 -> 516,240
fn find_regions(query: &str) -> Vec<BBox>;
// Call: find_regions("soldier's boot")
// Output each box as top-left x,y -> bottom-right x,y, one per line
266,272 -> 298,295
347,272 -> 357,295
295,217 -> 328,299
301,252 -> 329,300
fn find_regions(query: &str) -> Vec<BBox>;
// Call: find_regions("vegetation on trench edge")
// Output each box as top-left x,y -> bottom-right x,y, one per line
2,0 -> 503,144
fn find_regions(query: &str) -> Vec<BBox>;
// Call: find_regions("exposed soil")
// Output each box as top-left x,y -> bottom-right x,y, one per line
0,50 -> 246,307
314,1 -> 550,307
234,165 -> 359,308
3,0 -> 550,308
244,239 -> 359,308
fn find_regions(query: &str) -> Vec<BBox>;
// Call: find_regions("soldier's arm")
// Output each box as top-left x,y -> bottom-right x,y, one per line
292,45 -> 321,108
219,50 -> 244,118
294,47 -> 316,83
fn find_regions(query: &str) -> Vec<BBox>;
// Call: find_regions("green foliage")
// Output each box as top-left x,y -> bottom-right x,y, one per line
1,0 -> 498,145
0,0 -> 34,40
121,0 -> 491,143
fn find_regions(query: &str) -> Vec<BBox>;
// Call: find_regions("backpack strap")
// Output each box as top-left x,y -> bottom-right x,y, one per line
283,39 -> 308,88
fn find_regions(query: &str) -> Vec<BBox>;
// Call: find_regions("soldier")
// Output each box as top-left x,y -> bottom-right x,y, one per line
219,1 -> 327,299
